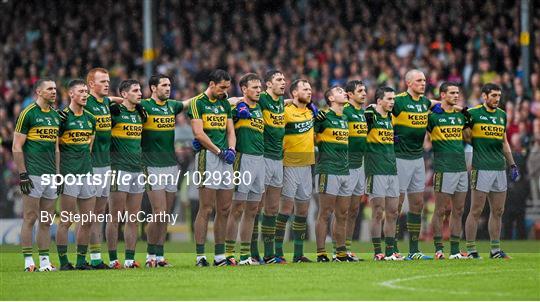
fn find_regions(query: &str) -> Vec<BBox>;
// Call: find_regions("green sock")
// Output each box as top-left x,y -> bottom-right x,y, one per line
490,240 -> 501,253
372,238 -> 382,254
395,221 -> 400,253
38,249 -> 49,256
125,250 -> 135,261
89,243 -> 102,266
240,242 -> 250,261
450,235 -> 460,255
275,213 -> 289,257
251,212 -> 261,258
466,240 -> 476,253
332,240 -> 337,255
384,237 -> 395,257
214,243 -> 225,255
336,245 -> 347,258
22,246 -> 33,259
156,245 -> 164,257
196,244 -> 205,256
345,237 -> 352,252
76,245 -> 88,266
147,244 -> 156,255
57,245 -> 69,266
292,216 -> 307,258
109,250 -> 118,262
434,236 -> 444,253
407,212 -> 422,253
261,214 -> 276,258
225,240 -> 236,258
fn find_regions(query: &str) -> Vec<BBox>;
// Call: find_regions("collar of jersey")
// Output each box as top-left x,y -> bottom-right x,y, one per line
407,91 -> 421,101
35,102 -> 51,112
483,103 -> 496,113
152,98 -> 168,106
68,107 -> 83,116
348,102 -> 362,110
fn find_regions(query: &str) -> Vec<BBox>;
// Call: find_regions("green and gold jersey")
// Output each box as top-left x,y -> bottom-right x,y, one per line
283,103 -> 315,167
111,104 -> 143,172
59,108 -> 96,175
259,92 -> 285,160
233,102 -> 264,156
427,109 -> 466,173
141,98 -> 184,167
392,92 -> 431,160
343,103 -> 367,169
15,103 -> 61,176
468,104 -> 507,171
85,95 -> 112,167
364,110 -> 396,176
187,93 -> 232,150
315,109 -> 349,175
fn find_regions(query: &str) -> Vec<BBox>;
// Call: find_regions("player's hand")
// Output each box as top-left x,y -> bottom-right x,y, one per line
236,102 -> 252,119
109,103 -> 121,116
510,164 -> 520,182
56,109 -> 68,123
135,104 -> 148,123
307,102 -> 319,117
431,103 -> 444,114
364,104 -> 376,125
192,139 -> 202,152
55,175 -> 64,195
218,148 -> 236,165
19,172 -> 34,195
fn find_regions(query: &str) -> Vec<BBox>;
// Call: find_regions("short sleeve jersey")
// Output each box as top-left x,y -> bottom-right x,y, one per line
468,104 -> 507,171
314,109 -> 349,175
427,110 -> 466,173
59,108 -> 96,175
364,110 -> 397,176
110,105 -> 143,172
259,92 -> 285,160
232,102 -> 264,156
141,98 -> 184,167
392,92 -> 431,160
15,103 -> 61,175
187,93 -> 232,150
283,104 -> 315,167
85,95 -> 112,167
343,103 -> 367,169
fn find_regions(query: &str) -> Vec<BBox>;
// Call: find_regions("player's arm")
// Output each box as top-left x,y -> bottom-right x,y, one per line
55,138 -> 60,175
284,99 -> 293,105
191,119 -> 220,155
109,96 -> 123,104
227,97 -> 242,106
12,132 -> 28,173
429,99 -> 463,111
226,118 -> 236,151
462,128 -> 472,144
502,136 -> 516,166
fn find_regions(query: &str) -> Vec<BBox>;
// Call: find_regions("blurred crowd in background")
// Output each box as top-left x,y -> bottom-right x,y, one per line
1,0 -> 539,239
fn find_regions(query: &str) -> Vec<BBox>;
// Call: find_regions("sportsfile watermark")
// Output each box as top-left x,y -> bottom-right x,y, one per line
39,211 -> 178,226
40,170 -> 252,188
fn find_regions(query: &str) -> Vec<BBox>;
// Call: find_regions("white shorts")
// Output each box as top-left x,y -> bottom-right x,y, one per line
433,171 -> 468,194
93,166 -> 111,198
471,169 -> 507,193
348,167 -> 366,196
234,154 -> 266,202
316,174 -> 351,197
29,175 -> 57,200
110,170 -> 145,194
366,175 -> 400,199
282,166 -> 312,202
396,157 -> 425,193
62,175 -> 96,199
145,165 -> 179,193
264,157 -> 283,188
195,150 -> 234,190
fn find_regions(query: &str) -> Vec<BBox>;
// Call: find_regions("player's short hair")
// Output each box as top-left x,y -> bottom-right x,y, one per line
481,83 -> 502,95
264,69 -> 283,84
118,79 -> 140,94
86,67 -> 108,83
68,79 -> 87,90
208,69 -> 231,84
289,79 -> 309,96
239,73 -> 261,89
345,80 -> 364,93
34,78 -> 55,91
375,86 -> 395,102
324,85 -> 340,106
149,74 -> 171,92
439,82 -> 460,94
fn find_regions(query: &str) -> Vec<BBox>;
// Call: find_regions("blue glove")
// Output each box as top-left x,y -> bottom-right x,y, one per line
236,102 -> 252,119
394,134 -> 400,143
192,139 -> 202,152
510,164 -> 520,182
218,148 -> 236,165
431,103 -> 444,114
307,102 -> 319,116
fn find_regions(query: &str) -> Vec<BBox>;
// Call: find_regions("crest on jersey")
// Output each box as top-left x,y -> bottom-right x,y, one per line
449,117 -> 456,125
490,117 -> 497,124
500,117 -> 504,124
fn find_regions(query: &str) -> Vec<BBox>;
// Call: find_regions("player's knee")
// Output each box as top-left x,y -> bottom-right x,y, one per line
23,211 -> 39,224
373,207 -> 384,221
264,203 -> 278,216
491,207 -> 504,218
198,205 -> 214,218
385,209 -> 398,222
452,207 -> 464,218
434,207 -> 446,218
470,207 -> 483,219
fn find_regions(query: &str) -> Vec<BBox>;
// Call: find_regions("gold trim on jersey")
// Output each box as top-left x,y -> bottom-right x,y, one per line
234,118 -> 264,133
263,110 -> 285,128
26,126 -> 58,142
144,114 -> 175,131
111,123 -> 142,139
202,113 -> 227,130
348,121 -> 367,138
94,115 -> 112,131
189,93 -> 206,119
15,104 -> 36,133
316,128 -> 348,144
60,129 -> 93,145
366,128 -> 393,144
430,125 -> 463,141
392,111 -> 428,128
471,123 -> 505,140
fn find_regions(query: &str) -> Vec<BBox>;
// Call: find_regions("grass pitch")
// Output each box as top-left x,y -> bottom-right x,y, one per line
1,240 -> 539,300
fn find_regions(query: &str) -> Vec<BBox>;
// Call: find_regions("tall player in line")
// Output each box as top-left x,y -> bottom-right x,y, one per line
224,73 -> 266,265
314,86 -> 351,262
55,80 -> 97,270
106,80 -> 146,269
188,70 -> 236,267
141,74 -> 190,268
464,83 -> 519,259
365,86 -> 402,261
427,82 -> 469,260
13,79 -> 61,272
